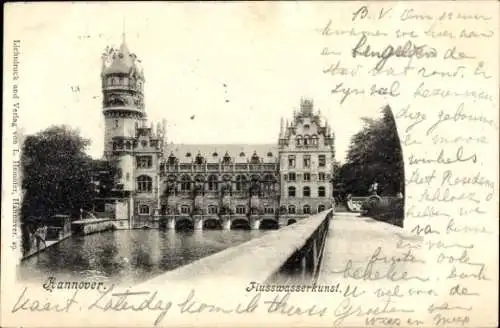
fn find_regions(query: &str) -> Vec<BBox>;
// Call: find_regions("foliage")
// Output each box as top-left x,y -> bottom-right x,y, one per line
21,125 -> 111,220
91,157 -> 120,197
337,106 -> 404,196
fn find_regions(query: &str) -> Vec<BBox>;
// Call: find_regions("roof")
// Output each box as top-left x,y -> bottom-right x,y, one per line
165,144 -> 278,164
103,41 -> 138,76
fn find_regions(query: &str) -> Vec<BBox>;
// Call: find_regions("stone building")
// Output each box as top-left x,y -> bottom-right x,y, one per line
100,37 -> 335,230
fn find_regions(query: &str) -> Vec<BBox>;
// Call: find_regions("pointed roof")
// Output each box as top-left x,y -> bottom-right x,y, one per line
105,39 -> 134,75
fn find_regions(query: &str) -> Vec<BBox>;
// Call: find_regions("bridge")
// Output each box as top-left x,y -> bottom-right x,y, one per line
137,207 -> 422,288
132,214 -> 295,230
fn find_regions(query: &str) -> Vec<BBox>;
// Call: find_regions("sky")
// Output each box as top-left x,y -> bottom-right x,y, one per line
12,2 -> 385,162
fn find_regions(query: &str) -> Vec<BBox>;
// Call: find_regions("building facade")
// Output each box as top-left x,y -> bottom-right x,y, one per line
101,38 -> 335,230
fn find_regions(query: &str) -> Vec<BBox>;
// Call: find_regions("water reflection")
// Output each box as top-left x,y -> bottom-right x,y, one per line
18,229 -> 267,285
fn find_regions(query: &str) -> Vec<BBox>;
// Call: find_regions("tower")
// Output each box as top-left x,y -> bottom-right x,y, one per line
278,99 -> 335,217
101,34 -> 145,190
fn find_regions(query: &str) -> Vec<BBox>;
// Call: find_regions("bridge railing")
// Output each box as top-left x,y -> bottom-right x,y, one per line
139,209 -> 333,286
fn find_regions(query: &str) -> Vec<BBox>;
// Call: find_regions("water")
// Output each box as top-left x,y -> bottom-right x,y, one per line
18,229 -> 268,285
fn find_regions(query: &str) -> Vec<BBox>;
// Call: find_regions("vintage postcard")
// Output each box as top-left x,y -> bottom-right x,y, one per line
2,1 -> 498,327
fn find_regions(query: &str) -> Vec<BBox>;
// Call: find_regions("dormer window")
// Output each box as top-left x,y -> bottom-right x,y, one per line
186,152 -> 192,157
223,152 -> 231,164
304,124 -> 310,130
195,153 -> 204,165
212,152 -> 218,157
267,152 -> 273,157
168,153 -> 177,165
239,152 -> 245,157
250,151 -> 259,164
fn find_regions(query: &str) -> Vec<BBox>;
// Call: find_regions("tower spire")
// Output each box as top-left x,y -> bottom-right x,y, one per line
122,17 -> 126,44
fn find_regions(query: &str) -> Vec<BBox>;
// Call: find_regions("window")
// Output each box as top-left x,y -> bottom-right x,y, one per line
239,152 -> 245,157
115,119 -> 119,128
208,175 -> 218,191
186,152 -> 192,157
296,136 -> 303,146
181,175 -> 191,191
195,154 -> 204,165
139,204 -> 150,215
137,156 -> 153,168
303,155 -> 311,168
123,77 -> 129,86
181,205 -> 191,214
318,204 -> 326,212
288,186 -> 296,197
264,207 -> 274,214
318,172 -> 326,181
303,205 -> 311,214
137,175 -> 152,193
263,174 -> 275,192
303,173 -> 311,182
303,186 -> 311,197
312,135 -> 318,145
208,206 -> 218,214
288,172 -> 296,181
318,186 -> 326,197
236,206 -> 246,214
318,155 -> 326,167
304,124 -> 310,130
288,155 -> 296,168
267,152 -> 273,157
303,135 -> 310,146
288,205 -> 296,214
235,175 -> 247,191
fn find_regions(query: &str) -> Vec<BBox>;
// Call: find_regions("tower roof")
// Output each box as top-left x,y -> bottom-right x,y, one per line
102,33 -> 143,78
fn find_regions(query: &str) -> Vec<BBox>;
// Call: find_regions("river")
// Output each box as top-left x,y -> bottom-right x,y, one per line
18,229 -> 268,285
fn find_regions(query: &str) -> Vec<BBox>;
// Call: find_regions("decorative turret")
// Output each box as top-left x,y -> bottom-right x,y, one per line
300,98 -> 314,116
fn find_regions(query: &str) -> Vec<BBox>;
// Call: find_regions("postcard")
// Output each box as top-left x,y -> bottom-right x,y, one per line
2,1 -> 498,327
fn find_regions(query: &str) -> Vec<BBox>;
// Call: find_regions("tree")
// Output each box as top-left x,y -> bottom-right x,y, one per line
340,106 -> 404,196
91,158 -> 120,197
21,125 -> 95,220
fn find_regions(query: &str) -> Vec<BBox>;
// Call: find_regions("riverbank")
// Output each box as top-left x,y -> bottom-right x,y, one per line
21,236 -> 70,260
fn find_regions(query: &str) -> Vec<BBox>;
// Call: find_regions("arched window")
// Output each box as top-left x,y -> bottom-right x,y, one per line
303,205 -> 311,214
303,135 -> 310,146
208,175 -> 218,191
311,135 -> 318,145
181,205 -> 191,214
303,186 -> 311,197
139,204 -> 150,215
288,205 -> 296,214
180,175 -> 191,191
296,135 -> 303,146
318,186 -> 326,197
288,186 -> 296,197
318,204 -> 326,213
208,205 -> 218,214
236,205 -> 246,214
235,175 -> 247,191
137,175 -> 152,193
